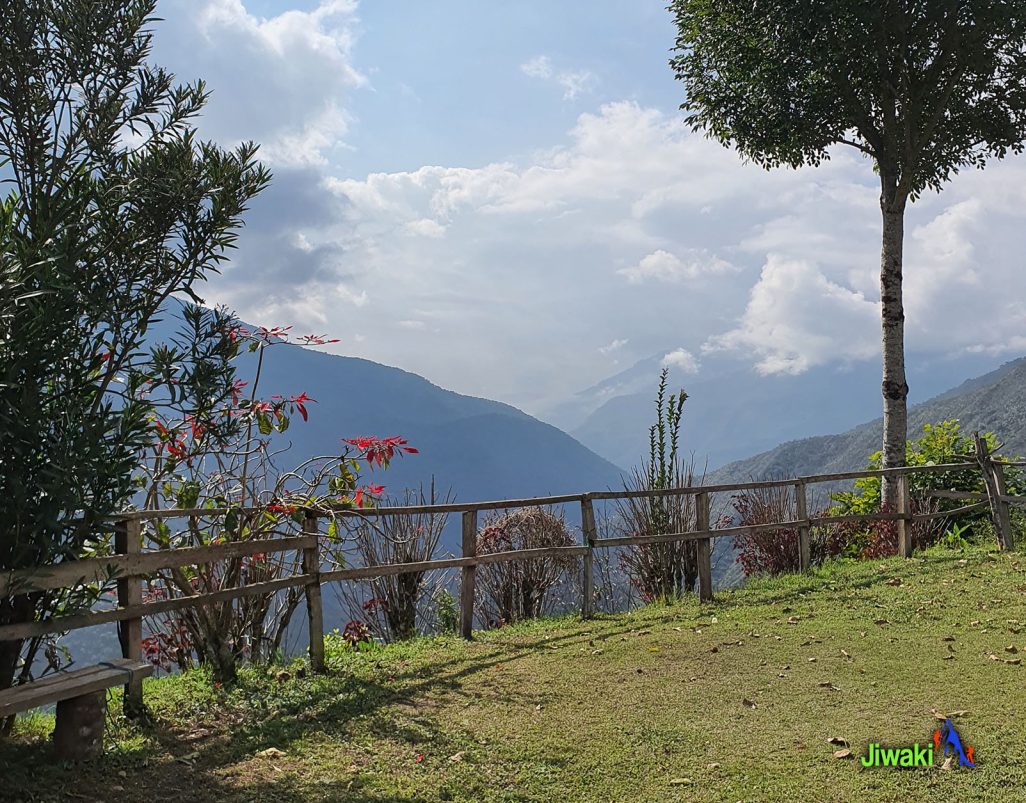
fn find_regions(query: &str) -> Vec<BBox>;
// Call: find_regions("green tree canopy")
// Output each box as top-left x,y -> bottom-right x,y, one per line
670,0 -> 1026,501
0,0 -> 269,700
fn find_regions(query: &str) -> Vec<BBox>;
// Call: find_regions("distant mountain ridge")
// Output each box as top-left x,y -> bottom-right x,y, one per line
148,302 -> 624,538
707,357 -> 1026,485
559,349 -> 1013,473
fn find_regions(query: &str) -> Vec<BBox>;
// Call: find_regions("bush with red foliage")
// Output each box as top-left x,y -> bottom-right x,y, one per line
729,484 -> 844,578
827,498 -> 942,560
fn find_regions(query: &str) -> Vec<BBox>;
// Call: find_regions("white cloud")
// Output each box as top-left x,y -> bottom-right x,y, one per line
150,0 -> 1026,416
661,348 -> 700,373
405,218 -> 448,238
599,338 -> 628,355
304,101 -> 1026,406
520,54 -> 595,100
707,256 -> 879,375
520,56 -> 553,80
156,0 -> 365,168
618,249 -> 733,283
557,70 -> 595,101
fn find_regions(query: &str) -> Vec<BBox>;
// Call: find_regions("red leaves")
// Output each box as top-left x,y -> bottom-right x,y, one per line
362,597 -> 389,614
230,379 -> 248,403
343,436 -> 418,469
342,619 -> 371,645
298,334 -> 341,346
290,392 -> 313,422
223,324 -> 250,344
256,325 -> 292,343
153,421 -> 189,461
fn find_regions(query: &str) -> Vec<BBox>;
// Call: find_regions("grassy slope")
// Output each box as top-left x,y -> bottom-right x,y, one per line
4,546 -> 1026,803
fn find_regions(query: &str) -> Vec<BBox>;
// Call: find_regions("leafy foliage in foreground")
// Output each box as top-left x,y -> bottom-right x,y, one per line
0,0 -> 269,702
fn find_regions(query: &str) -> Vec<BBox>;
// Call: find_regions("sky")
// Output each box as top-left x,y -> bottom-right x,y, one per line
153,0 -> 1026,415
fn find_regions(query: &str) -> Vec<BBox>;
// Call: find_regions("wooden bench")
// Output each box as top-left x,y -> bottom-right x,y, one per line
0,659 -> 152,760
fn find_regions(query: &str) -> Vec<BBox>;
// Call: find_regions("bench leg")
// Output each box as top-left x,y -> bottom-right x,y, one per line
54,691 -> 105,761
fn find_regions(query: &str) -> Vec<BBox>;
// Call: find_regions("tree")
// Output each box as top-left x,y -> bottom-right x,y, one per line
670,1 -> 1026,502
0,0 -> 269,705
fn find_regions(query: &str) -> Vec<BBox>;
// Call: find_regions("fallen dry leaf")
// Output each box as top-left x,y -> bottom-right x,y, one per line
256,747 -> 286,759
707,762 -> 720,769
669,778 -> 692,786
742,698 -> 758,709
833,749 -> 852,759
886,578 -> 903,586
941,757 -> 953,770
448,751 -> 466,763
827,737 -> 849,747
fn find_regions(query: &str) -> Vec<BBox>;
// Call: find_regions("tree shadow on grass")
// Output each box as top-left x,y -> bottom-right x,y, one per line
0,624 -> 625,803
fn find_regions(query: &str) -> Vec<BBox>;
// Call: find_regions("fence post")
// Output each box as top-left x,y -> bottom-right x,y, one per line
580,495 -> 596,618
896,473 -> 912,558
695,491 -> 713,603
460,510 -> 478,640
972,432 -> 1013,550
794,481 -> 811,572
990,460 -> 1014,550
302,513 -> 325,673
115,518 -> 145,717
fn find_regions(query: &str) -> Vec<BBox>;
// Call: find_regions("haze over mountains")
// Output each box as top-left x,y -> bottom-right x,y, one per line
151,301 -> 622,515
552,348 -> 1015,474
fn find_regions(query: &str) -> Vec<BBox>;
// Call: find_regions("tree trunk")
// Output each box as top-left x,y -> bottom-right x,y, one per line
880,177 -> 909,506
0,594 -> 36,736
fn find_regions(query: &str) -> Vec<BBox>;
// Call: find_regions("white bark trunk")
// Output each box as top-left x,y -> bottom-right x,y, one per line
880,177 -> 909,507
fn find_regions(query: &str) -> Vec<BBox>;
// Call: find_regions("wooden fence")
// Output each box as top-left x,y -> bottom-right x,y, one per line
1,455 -> 1021,712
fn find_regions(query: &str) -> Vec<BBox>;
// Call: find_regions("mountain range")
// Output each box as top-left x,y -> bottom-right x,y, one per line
707,356 -> 1026,484
553,349 -> 1014,474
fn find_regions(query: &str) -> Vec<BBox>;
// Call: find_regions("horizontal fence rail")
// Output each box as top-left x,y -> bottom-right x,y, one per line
102,461 -> 982,523
1,455 -> 1020,710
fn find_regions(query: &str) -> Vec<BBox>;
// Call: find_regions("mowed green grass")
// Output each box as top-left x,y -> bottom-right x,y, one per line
4,545 -> 1026,802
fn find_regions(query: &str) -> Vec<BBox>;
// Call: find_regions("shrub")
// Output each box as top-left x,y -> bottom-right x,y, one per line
476,508 -> 579,626
828,497 -> 942,560
728,483 -> 841,578
831,421 -> 1023,538
332,485 -> 452,642
434,590 -> 459,634
615,369 -> 699,601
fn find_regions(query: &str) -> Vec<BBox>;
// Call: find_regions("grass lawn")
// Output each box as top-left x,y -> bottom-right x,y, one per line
3,545 -> 1026,802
